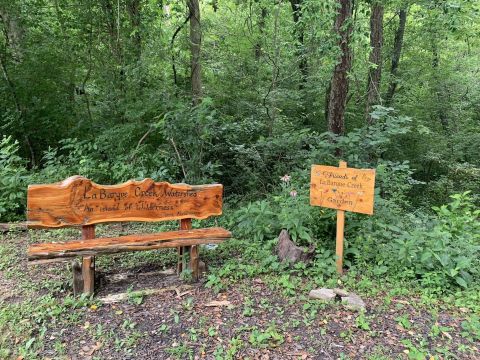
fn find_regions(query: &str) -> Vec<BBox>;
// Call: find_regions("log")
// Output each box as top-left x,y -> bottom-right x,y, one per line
28,227 -> 231,261
99,284 -> 192,304
0,222 -> 28,233
27,176 -> 224,228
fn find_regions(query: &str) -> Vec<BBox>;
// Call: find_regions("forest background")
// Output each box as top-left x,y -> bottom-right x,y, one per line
0,0 -> 479,293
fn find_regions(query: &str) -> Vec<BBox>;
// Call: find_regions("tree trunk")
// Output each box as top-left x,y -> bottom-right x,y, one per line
289,0 -> 308,89
365,2 -> 384,124
126,0 -> 142,61
0,6 -> 23,62
0,6 -> 35,166
327,0 -> 353,137
188,0 -> 202,106
254,1 -> 267,60
432,43 -> 449,132
263,0 -> 281,136
100,0 -> 125,98
385,8 -> 406,106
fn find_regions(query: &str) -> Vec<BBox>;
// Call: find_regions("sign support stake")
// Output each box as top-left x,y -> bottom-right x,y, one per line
336,160 -> 347,275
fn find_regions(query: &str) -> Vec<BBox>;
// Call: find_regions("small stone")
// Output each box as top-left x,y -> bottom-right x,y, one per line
342,293 -> 366,311
333,288 -> 349,297
309,288 -> 336,301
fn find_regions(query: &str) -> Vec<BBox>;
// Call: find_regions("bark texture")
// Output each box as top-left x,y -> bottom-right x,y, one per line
289,0 -> 308,88
277,229 -> 313,264
365,2 -> 384,123
126,0 -> 142,61
385,8 -> 406,106
327,0 -> 353,136
188,0 -> 202,106
255,2 -> 267,59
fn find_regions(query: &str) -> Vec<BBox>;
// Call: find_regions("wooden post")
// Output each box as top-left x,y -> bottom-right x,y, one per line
190,243 -> 199,281
336,160 -> 347,275
81,225 -> 95,295
178,218 -> 192,276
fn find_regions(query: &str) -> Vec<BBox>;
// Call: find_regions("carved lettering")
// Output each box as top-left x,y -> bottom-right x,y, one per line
27,176 -> 224,228
310,165 -> 376,215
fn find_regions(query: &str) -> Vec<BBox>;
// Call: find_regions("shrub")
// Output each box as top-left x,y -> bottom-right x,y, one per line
350,192 -> 480,290
0,136 -> 30,221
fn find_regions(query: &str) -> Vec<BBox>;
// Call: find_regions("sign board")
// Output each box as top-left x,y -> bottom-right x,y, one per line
27,176 -> 223,228
310,165 -> 375,215
310,161 -> 376,275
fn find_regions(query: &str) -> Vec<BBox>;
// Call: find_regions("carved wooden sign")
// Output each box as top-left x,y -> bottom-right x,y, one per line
27,176 -> 224,228
310,164 -> 376,215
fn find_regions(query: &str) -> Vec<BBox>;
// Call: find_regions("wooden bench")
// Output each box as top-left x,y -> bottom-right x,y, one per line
26,176 -> 231,295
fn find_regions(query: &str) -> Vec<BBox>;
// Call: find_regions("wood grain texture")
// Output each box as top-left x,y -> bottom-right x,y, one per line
81,225 -> 95,294
177,219 -> 192,274
28,227 -> 231,261
310,164 -> 376,215
27,176 -> 224,228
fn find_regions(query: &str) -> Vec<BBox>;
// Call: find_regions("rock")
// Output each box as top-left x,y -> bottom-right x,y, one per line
309,288 -> 336,302
277,229 -> 313,264
333,288 -> 349,297
342,293 -> 366,311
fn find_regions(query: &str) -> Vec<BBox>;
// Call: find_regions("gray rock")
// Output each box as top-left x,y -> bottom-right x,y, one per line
341,293 -> 366,311
309,288 -> 336,302
333,288 -> 349,297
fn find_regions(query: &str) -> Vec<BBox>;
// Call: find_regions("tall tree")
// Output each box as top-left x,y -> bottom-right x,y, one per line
289,0 -> 308,89
365,1 -> 384,123
385,8 -> 406,106
126,0 -> 142,61
327,0 -> 353,136
254,0 -> 267,60
0,4 -> 35,166
188,0 -> 202,106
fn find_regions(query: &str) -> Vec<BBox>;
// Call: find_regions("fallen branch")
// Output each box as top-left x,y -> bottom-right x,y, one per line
0,222 -> 28,233
99,284 -> 192,304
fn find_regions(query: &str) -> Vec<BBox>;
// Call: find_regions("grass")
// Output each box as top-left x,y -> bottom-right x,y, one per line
1,223 -> 479,359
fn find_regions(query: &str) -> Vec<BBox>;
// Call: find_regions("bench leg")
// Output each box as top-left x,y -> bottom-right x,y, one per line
81,225 -> 96,295
177,247 -> 184,274
82,256 -> 95,295
72,261 -> 83,296
178,218 -> 192,277
189,245 -> 199,282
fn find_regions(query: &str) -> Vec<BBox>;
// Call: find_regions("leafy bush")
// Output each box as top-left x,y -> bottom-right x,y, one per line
235,173 -> 320,246
0,136 -> 30,221
33,137 -> 175,185
351,192 -> 480,290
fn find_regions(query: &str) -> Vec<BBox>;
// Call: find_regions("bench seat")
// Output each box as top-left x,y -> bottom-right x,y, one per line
28,227 -> 231,262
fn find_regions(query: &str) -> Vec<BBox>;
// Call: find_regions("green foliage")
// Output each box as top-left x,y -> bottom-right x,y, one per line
35,135 -> 175,185
235,173 -> 318,246
0,0 -> 479,319
0,294 -> 95,358
461,315 -> 480,342
0,136 -> 29,221
248,324 -> 284,348
351,192 -> 480,291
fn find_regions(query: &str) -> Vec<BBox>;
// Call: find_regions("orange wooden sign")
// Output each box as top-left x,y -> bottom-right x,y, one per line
27,176 -> 223,228
310,164 -> 375,215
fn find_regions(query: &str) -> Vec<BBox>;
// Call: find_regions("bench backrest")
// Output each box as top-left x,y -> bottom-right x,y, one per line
27,176 -> 224,228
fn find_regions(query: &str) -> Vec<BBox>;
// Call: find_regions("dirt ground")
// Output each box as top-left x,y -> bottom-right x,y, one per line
0,226 -> 479,360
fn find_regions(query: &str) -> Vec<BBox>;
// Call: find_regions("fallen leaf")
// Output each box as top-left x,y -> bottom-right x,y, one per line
87,342 -> 102,356
442,331 -> 452,340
